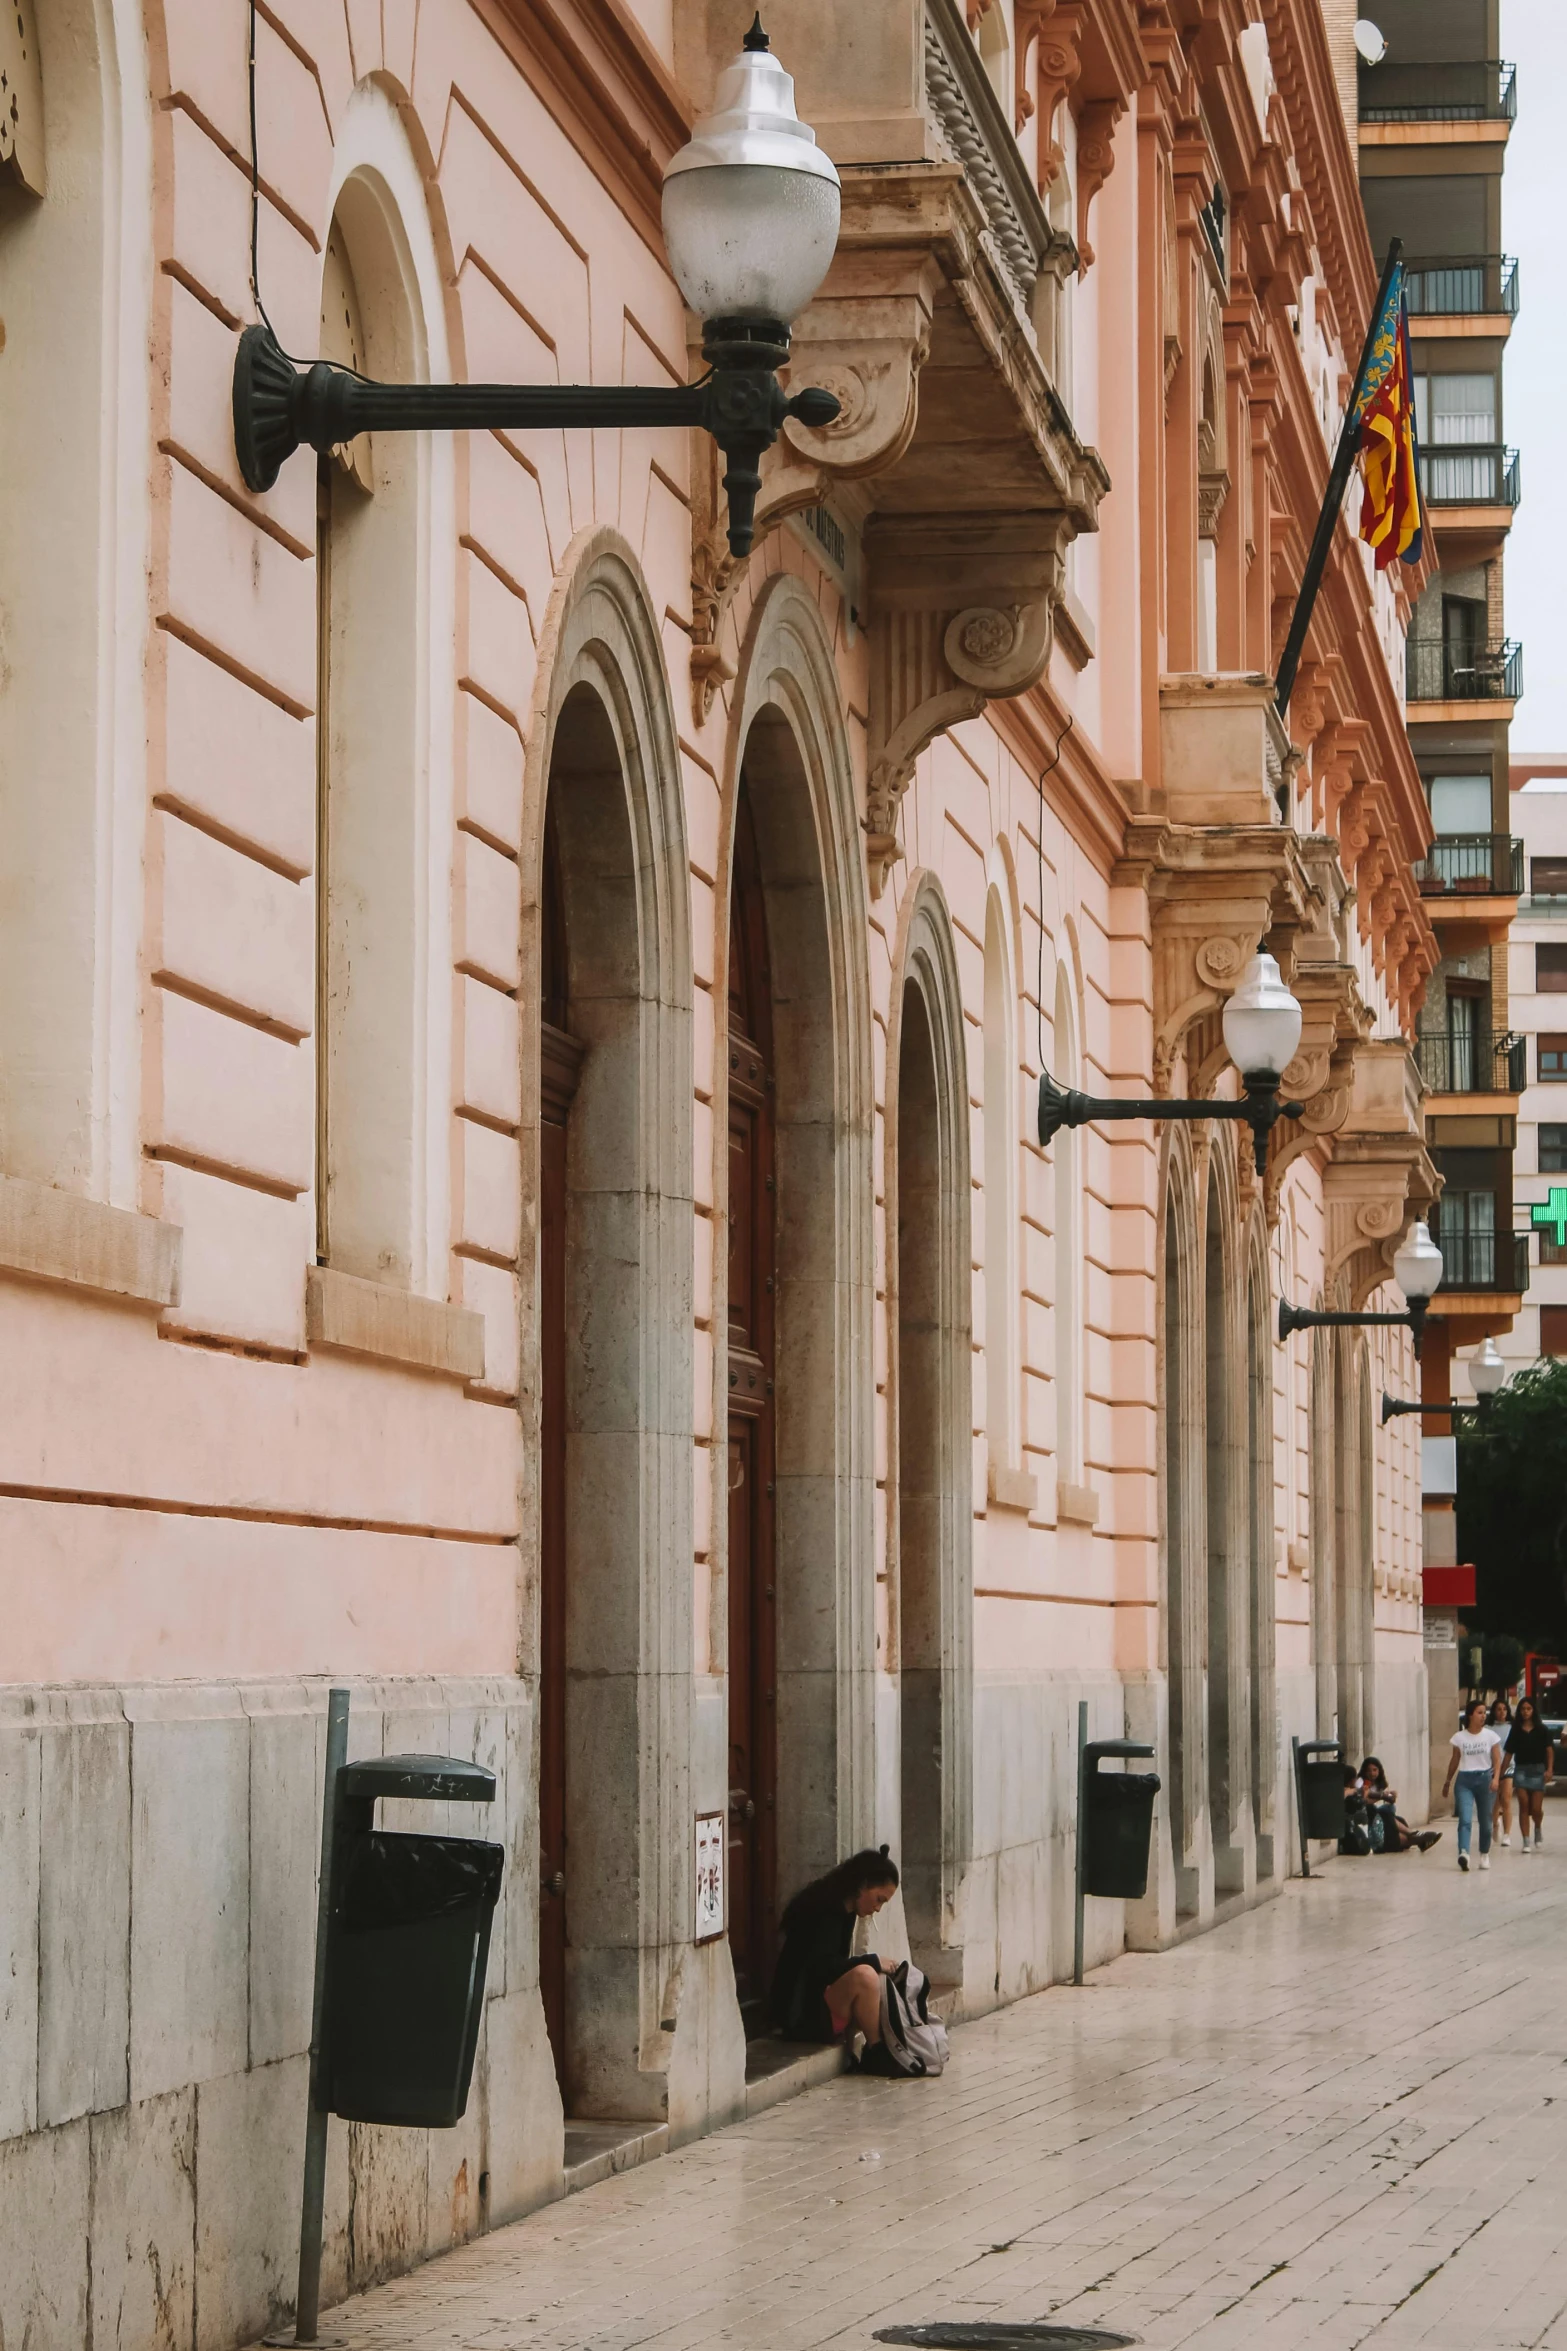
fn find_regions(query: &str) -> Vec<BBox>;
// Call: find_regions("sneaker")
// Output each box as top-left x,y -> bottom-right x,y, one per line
1415,1831 -> 1442,1852
1522,1837 -> 1533,1854
1479,1855 -> 1490,1871
1458,1852 -> 1470,1871
1499,1832 -> 1511,1847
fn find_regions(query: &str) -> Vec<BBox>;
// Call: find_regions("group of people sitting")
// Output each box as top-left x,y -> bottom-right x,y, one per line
1341,1758 -> 1443,1855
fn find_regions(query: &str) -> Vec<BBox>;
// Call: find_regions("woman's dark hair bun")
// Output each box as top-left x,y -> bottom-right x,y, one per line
879,1843 -> 889,1857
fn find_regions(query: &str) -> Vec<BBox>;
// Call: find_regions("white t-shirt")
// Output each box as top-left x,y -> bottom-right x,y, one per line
1451,1726 -> 1502,1775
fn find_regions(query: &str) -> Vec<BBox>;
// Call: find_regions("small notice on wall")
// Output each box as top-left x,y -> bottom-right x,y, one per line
1423,1613 -> 1458,1651
695,1812 -> 725,1942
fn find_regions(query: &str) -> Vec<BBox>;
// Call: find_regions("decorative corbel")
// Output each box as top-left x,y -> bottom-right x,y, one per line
865,570 -> 1061,896
1019,1 -> 1085,188
1075,99 -> 1126,271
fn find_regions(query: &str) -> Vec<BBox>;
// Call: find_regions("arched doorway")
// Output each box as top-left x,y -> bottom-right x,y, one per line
1245,1235 -> 1277,1878
1163,1137 -> 1204,1922
526,550 -> 693,2122
725,780 -> 777,2017
1205,1164 -> 1245,1896
893,886 -> 973,1981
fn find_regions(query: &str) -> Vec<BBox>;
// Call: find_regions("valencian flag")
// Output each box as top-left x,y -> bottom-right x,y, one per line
1354,266 -> 1423,570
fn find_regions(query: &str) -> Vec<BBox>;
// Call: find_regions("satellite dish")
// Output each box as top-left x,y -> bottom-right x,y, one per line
1354,19 -> 1388,64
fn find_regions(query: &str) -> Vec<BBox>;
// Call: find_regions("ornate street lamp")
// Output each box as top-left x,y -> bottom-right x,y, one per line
232,17 -> 841,557
1037,950 -> 1305,1161
1382,1334 -> 1508,1426
1278,1218 -> 1443,1357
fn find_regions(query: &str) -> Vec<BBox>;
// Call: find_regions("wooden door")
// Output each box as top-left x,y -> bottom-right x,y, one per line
538,813 -> 582,2087
726,790 -> 777,2022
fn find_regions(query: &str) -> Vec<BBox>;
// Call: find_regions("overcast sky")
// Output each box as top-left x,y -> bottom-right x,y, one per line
1498,1 -> 1567,752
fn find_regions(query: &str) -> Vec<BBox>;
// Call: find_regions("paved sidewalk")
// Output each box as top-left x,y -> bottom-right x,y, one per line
295,1838 -> 1567,2351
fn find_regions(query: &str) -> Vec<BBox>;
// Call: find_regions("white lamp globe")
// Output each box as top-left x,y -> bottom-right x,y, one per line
1221,951 -> 1303,1080
661,18 -> 841,329
1468,1337 -> 1507,1399
1392,1220 -> 1443,1303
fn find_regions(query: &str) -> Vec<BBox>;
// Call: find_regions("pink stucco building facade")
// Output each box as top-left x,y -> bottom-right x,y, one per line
0,1 -> 1438,2342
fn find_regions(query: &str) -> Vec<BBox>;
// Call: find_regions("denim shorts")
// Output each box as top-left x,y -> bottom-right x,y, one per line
1515,1767 -> 1547,1793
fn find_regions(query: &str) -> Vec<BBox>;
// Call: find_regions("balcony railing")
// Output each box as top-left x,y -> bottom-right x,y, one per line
1407,638 -> 1522,702
1417,444 -> 1520,507
1416,1031 -> 1527,1093
1412,833 -> 1524,897
1403,255 -> 1519,317
1434,1230 -> 1530,1294
1360,59 -> 1516,123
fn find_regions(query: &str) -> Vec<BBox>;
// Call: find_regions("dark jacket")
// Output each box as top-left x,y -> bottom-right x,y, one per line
770,1902 -> 865,2039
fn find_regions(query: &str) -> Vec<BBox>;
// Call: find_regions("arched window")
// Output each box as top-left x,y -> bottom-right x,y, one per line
1052,960 -> 1083,1484
0,0 -> 142,1196
982,885 -> 1020,1481
315,168 -> 450,1286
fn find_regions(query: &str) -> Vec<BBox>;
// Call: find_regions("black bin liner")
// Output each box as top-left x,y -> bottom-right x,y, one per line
324,1830 -> 504,2128
1300,1757 -> 1346,1842
1084,1769 -> 1160,1900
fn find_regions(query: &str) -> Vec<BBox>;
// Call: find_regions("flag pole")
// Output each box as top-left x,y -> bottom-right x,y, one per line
1274,237 -> 1403,720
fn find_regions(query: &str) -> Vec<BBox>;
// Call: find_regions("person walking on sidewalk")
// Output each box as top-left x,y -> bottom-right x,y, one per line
1490,1698 -> 1516,1846
1443,1700 -> 1505,1872
1505,1696 -> 1556,1853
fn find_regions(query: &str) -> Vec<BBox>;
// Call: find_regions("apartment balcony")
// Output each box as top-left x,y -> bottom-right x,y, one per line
1418,444 -> 1519,509
1359,59 -> 1516,125
1412,832 -> 1523,897
1415,1031 -> 1527,1097
1403,254 -> 1519,325
1433,1230 -> 1530,1297
1406,637 -> 1521,708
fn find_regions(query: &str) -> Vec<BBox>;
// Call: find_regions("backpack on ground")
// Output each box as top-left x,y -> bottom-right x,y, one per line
1339,1794 -> 1372,1857
870,1959 -> 950,2077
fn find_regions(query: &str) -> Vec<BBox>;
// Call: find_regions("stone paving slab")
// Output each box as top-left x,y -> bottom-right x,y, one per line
266,1843 -> 1567,2351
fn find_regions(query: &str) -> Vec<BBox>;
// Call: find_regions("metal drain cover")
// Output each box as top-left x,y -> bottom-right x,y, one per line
874,2330 -> 1137,2350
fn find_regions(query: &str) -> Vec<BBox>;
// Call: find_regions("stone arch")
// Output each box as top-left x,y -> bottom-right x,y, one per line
1204,1128 -> 1248,1897
983,867 -> 1022,1482
0,0 -> 149,1200
520,526 -> 693,2122
888,870 -> 974,1981
1334,1334 -> 1375,1766
1160,1121 -> 1205,1920
1244,1205 -> 1278,1878
1052,957 -> 1085,1486
315,87 -> 457,1289
717,571 -> 875,1948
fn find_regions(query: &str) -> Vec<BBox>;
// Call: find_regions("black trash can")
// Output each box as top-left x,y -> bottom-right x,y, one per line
1300,1754 -> 1347,1842
1084,1766 -> 1161,1900
324,1828 -> 504,2127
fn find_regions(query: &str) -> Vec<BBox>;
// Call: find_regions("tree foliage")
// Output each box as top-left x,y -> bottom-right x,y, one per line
1456,1356 -> 1567,1650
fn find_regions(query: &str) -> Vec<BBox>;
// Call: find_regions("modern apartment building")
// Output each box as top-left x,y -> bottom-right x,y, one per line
1502,763 -> 1567,1368
1356,0 -> 1525,1410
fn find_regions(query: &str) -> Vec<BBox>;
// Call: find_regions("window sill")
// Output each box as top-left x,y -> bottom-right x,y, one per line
1057,1480 -> 1101,1527
987,1457 -> 1039,1514
306,1265 -> 487,1382
0,1175 -> 179,1308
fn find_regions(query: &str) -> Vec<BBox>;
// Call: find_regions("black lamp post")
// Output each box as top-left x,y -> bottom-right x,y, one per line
1278,1219 -> 1443,1358
233,18 -> 841,559
1382,1337 -> 1507,1425
1037,950 -> 1305,1161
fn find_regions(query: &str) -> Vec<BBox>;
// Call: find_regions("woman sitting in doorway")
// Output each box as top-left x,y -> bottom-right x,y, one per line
1358,1757 -> 1441,1854
769,1847 -> 899,2049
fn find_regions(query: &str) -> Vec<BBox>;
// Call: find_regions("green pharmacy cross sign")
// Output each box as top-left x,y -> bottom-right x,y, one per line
1532,1186 -> 1567,1249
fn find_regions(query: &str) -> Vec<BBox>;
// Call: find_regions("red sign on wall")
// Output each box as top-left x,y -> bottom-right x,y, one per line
1423,1564 -> 1476,1607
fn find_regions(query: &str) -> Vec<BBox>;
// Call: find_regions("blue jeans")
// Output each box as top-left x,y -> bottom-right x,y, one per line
1455,1770 -> 1494,1856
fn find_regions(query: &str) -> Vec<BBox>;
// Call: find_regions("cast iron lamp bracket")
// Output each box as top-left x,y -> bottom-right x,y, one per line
1279,1296 -> 1430,1356
1037,1068 -> 1304,1163
1381,1391 -> 1488,1427
233,316 -> 839,560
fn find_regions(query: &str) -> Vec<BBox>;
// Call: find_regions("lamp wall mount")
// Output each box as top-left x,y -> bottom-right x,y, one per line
1381,1392 -> 1488,1427
1278,1297 -> 1429,1356
1037,1069 -> 1303,1162
233,318 -> 840,560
